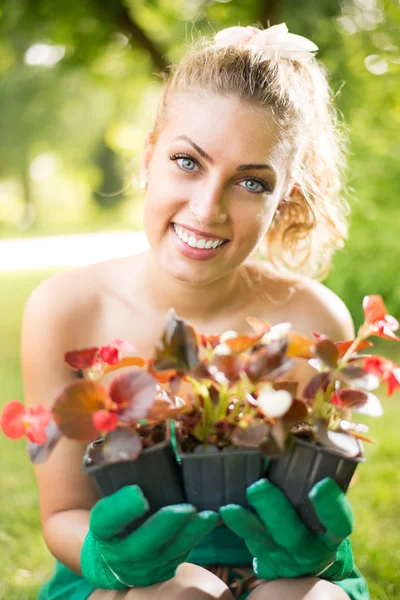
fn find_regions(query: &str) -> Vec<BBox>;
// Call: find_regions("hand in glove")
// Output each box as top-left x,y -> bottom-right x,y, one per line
81,485 -> 219,589
220,478 -> 354,582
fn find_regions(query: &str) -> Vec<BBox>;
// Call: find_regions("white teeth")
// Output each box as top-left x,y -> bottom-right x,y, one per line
173,223 -> 226,250
188,235 -> 197,248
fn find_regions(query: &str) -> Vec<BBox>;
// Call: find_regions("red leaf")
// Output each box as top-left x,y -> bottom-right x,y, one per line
153,310 -> 200,371
385,369 -> 400,396
52,380 -> 111,441
146,392 -> 187,423
336,339 -> 373,358
246,338 -> 292,383
363,295 -> 387,323
246,317 -> 271,337
210,354 -> 244,382
283,398 -> 308,422
224,333 -> 264,353
315,339 -> 339,368
303,372 -> 330,400
331,389 -> 368,410
110,370 -> 157,424
64,347 -> 99,370
287,332 -> 315,359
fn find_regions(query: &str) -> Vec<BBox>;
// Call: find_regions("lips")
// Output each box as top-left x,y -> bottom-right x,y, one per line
172,223 -> 229,250
170,223 -> 230,261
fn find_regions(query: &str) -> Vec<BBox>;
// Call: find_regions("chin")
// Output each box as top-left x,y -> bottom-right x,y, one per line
164,260 -> 223,286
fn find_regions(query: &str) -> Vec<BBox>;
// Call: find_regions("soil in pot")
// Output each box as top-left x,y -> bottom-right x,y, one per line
82,438 -> 185,536
179,444 -> 266,512
267,436 -> 364,533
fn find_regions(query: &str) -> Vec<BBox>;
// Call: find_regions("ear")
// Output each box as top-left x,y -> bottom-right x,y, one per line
139,133 -> 154,183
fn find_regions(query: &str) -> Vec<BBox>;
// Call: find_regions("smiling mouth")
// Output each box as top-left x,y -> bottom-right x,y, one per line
171,223 -> 229,250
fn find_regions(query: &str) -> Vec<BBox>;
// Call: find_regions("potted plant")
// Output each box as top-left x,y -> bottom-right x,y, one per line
0,338 -> 188,534
1,296 -> 399,532
147,296 -> 399,526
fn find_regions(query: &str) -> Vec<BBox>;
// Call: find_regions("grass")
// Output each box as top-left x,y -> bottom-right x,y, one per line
0,270 -> 400,599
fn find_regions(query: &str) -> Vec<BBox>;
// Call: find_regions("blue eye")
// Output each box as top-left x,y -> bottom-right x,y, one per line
169,153 -> 198,172
180,157 -> 196,171
240,179 -> 270,194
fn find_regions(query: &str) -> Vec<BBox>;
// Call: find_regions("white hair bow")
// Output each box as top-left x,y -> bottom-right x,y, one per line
213,23 -> 318,63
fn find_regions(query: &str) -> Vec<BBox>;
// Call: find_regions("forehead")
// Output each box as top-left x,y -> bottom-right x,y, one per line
157,91 -> 293,172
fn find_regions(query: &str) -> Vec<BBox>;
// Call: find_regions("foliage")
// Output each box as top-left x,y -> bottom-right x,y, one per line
2,297 -> 399,469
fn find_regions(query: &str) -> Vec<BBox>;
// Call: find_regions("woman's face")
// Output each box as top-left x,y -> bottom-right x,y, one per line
142,92 -> 292,285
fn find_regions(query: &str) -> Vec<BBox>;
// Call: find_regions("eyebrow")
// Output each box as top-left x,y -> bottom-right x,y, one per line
172,135 -> 276,174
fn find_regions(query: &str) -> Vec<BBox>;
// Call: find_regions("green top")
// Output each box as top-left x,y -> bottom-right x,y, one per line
38,526 -> 370,600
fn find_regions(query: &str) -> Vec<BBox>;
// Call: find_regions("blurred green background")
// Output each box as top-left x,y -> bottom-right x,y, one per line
0,0 -> 399,598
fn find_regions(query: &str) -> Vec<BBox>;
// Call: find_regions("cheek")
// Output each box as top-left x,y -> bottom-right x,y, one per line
235,201 -> 276,243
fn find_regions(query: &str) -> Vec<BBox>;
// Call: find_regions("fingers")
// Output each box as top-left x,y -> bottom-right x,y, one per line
115,503 -> 197,559
246,480 -> 314,552
219,503 -> 278,556
220,504 -> 266,540
309,479 -> 353,549
159,510 -> 219,561
246,479 -> 336,565
220,504 -> 281,580
90,485 -> 149,540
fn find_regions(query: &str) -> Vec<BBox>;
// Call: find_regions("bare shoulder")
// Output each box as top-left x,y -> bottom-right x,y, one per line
22,265 -> 100,354
290,277 -> 355,341
21,256 -> 137,397
244,260 -> 354,342
23,254 -> 132,332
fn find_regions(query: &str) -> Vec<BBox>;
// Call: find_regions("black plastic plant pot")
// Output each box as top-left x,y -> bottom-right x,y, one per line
82,440 -> 185,536
267,436 -> 364,534
179,446 -> 266,512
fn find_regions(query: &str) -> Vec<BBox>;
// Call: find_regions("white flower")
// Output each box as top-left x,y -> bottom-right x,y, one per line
258,388 -> 293,418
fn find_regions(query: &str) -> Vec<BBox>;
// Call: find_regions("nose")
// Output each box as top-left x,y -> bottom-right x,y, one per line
189,181 -> 228,225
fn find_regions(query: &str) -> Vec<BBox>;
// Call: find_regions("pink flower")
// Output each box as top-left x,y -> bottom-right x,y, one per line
363,356 -> 400,397
1,400 -> 51,444
93,410 -> 119,433
362,296 -> 399,341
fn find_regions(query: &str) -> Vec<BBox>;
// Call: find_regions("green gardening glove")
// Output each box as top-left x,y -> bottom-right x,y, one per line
220,478 -> 354,582
81,485 -> 219,589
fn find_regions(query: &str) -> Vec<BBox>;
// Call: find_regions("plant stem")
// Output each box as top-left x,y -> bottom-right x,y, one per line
337,331 -> 365,368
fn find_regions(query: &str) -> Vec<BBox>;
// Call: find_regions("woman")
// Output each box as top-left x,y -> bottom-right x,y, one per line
24,24 -> 369,600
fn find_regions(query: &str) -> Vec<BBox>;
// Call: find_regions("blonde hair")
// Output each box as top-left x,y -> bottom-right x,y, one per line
151,28 -> 350,280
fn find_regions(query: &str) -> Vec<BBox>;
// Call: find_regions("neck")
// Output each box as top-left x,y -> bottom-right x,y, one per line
139,250 -> 245,326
